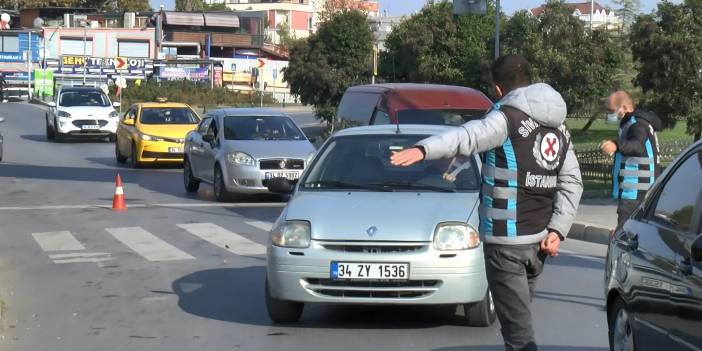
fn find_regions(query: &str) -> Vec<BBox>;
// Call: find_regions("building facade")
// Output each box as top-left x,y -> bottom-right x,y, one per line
529,1 -> 621,30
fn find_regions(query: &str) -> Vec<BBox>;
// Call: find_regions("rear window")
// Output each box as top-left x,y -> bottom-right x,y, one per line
394,109 -> 487,126
336,92 -> 381,126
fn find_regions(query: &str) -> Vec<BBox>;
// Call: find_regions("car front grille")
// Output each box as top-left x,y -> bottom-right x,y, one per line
141,151 -> 183,159
72,120 -> 108,127
304,278 -> 440,299
321,243 -> 428,254
259,158 -> 304,170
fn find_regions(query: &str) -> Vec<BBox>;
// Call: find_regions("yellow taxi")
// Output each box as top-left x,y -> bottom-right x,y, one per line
115,98 -> 201,167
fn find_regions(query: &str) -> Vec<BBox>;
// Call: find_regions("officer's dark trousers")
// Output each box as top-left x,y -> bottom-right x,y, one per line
484,243 -> 546,351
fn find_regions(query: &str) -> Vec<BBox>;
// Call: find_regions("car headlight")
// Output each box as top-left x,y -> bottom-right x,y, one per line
228,152 -> 255,166
140,133 -> 164,142
433,222 -> 480,250
271,221 -> 311,248
57,110 -> 71,118
109,111 -> 118,118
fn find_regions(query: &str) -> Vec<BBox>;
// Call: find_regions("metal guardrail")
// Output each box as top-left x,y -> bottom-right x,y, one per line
575,139 -> 694,183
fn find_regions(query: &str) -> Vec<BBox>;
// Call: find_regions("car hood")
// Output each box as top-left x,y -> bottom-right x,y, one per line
138,124 -> 198,139
223,140 -> 315,159
60,106 -> 115,117
284,191 -> 480,242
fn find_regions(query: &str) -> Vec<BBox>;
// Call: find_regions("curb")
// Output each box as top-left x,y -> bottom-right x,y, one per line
29,98 -> 50,107
568,221 -> 611,245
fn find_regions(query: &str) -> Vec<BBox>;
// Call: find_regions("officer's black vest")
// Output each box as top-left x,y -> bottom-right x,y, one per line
612,116 -> 660,201
479,106 -> 571,237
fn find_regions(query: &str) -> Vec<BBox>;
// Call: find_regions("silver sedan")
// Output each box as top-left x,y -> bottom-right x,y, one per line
264,124 -> 495,326
183,108 -> 316,201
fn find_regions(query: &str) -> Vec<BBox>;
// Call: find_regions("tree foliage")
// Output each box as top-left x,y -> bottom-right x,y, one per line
630,0 -> 702,139
503,1 -> 623,116
317,0 -> 370,23
0,0 -> 149,11
379,1 -> 498,92
175,0 -> 229,12
612,0 -> 642,27
283,10 -> 373,124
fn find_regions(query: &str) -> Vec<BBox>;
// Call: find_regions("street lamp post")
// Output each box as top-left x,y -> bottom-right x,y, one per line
494,0 -> 500,60
82,21 -> 87,85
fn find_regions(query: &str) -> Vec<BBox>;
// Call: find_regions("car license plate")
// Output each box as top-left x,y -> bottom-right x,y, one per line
81,125 -> 99,130
331,262 -> 409,280
168,147 -> 183,153
265,171 -> 300,180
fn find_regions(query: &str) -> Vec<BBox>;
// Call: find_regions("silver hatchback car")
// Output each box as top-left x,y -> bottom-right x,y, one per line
183,108 -> 316,201
264,124 -> 495,326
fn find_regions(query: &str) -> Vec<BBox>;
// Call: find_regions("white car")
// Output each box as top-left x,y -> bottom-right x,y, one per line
46,87 -> 120,142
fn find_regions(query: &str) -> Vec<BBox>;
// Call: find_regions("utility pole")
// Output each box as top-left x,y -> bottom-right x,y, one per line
82,21 -> 87,85
494,0 -> 500,60
590,0 -> 594,32
27,30 -> 32,100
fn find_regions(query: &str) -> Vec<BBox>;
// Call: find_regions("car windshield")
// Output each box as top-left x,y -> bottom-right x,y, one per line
302,134 -> 480,192
223,116 -> 306,141
59,91 -> 111,107
396,109 -> 486,126
140,108 -> 200,125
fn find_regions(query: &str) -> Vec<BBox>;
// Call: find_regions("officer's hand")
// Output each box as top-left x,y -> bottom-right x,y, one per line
600,140 -> 617,156
540,232 -> 561,257
390,147 -> 424,167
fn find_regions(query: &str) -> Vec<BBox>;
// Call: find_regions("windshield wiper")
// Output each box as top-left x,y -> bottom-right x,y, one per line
304,180 -> 393,192
370,181 -> 456,193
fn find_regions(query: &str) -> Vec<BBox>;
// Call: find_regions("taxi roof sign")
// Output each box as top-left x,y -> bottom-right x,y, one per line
156,97 -> 168,103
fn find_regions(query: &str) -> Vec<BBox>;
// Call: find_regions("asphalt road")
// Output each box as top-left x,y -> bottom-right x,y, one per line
0,103 -> 610,351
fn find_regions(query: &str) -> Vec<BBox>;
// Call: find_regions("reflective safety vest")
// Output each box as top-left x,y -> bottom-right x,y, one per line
479,106 -> 571,239
612,117 -> 660,201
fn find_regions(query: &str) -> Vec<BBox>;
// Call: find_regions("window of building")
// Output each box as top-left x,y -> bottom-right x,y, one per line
60,38 -> 93,56
118,40 -> 149,58
0,35 -> 19,52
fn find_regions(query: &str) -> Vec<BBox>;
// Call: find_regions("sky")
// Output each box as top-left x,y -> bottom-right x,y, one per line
149,0 -> 670,15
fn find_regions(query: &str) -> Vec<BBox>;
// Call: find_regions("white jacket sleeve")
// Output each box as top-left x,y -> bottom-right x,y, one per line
416,110 -> 509,160
547,144 -> 583,239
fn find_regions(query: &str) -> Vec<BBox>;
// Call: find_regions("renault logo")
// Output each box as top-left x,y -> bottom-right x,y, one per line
279,159 -> 287,169
366,226 -> 377,237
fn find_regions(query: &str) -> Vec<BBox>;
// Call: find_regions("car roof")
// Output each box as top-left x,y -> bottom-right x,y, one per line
58,87 -> 104,93
345,83 -> 492,111
138,102 -> 191,108
333,124 -> 455,137
208,107 -> 288,117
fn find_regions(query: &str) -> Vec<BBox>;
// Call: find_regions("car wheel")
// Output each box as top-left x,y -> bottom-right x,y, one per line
265,279 -> 303,323
115,140 -> 127,164
462,289 -> 496,327
45,115 -> 55,140
609,297 -> 635,351
53,118 -> 65,142
130,143 -> 141,168
213,165 -> 231,202
183,157 -> 200,193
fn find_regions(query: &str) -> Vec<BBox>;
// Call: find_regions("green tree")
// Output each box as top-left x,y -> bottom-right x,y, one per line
283,10 -> 373,126
114,0 -> 150,12
612,0 -> 642,27
379,1 -> 498,92
631,0 -> 702,140
503,2 -> 623,130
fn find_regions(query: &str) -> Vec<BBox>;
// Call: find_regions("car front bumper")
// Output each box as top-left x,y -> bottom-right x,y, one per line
222,162 -> 303,195
137,140 -> 186,163
267,241 -> 488,305
56,117 -> 117,136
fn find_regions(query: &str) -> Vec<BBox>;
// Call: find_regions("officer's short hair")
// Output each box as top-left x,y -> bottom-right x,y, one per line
491,55 -> 532,94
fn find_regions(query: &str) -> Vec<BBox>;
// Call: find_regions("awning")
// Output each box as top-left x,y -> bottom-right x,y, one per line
164,12 -> 204,26
204,13 -> 240,28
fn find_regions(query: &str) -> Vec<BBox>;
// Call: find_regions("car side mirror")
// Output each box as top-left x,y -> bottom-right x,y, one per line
202,134 -> 214,143
123,118 -> 135,126
308,137 -> 317,143
0,117 -> 4,123
112,102 -> 121,108
692,234 -> 702,262
267,177 -> 295,194
47,101 -> 56,107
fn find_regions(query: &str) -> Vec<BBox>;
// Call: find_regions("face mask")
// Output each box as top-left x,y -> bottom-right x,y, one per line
606,109 -> 620,125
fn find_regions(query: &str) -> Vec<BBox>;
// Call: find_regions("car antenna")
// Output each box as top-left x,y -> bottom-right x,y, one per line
394,117 -> 401,134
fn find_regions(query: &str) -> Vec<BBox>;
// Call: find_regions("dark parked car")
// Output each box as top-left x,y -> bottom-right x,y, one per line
605,140 -> 702,351
336,84 -> 492,127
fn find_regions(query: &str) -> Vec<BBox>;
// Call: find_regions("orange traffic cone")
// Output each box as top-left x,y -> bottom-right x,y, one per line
112,174 -> 127,212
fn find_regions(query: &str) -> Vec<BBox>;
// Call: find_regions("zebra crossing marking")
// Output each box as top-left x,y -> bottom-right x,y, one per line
106,227 -> 195,262
244,220 -> 273,232
177,223 -> 267,256
32,231 -> 86,251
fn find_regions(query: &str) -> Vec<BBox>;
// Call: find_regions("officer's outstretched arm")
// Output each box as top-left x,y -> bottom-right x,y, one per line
415,111 -> 509,160
547,144 -> 583,240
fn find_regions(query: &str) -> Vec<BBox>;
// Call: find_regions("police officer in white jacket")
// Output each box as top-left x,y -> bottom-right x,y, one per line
391,55 -> 583,351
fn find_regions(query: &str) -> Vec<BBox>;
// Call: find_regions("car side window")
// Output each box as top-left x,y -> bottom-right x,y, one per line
123,107 -> 135,121
649,150 -> 702,234
198,117 -> 212,134
336,92 -> 381,126
373,109 -> 391,125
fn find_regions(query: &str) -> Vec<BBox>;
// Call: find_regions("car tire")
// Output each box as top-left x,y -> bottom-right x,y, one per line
45,115 -> 55,140
213,164 -> 231,202
115,141 -> 127,164
463,289 -> 496,327
609,297 -> 636,351
265,279 -> 303,323
130,143 -> 141,169
183,157 -> 200,193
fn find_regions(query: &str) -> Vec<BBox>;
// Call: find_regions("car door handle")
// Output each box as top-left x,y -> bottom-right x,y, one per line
676,257 -> 693,276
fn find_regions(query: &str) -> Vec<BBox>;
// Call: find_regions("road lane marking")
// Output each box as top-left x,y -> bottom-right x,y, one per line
245,220 -> 273,232
48,252 -> 110,259
106,227 -> 195,262
53,257 -> 114,264
0,202 -> 285,211
177,223 -> 266,256
32,231 -> 86,251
